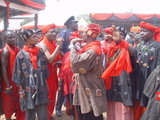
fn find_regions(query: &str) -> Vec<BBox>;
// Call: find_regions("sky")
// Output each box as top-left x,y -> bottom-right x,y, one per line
0,0 -> 160,29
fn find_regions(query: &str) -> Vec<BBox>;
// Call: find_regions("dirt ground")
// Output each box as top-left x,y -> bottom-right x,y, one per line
53,110 -> 107,120
0,106 -> 107,120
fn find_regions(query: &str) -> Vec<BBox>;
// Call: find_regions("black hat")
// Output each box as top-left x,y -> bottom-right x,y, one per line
22,29 -> 35,41
64,16 -> 78,26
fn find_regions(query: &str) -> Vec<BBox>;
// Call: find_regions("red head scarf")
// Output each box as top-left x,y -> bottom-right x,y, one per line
69,31 -> 82,40
85,23 -> 101,38
42,24 -> 56,35
39,24 -> 56,41
104,27 -> 113,35
140,21 -> 160,41
139,21 -> 157,32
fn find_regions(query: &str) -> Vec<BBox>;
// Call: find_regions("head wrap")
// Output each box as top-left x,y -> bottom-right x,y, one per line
69,31 -> 82,40
85,23 -> 101,38
104,27 -> 113,35
42,24 -> 56,35
64,16 -> 78,26
139,21 -> 157,32
130,26 -> 141,33
22,29 -> 35,41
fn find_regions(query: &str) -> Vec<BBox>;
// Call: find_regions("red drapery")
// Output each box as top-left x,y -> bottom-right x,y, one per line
20,0 -> 45,9
91,13 -> 160,20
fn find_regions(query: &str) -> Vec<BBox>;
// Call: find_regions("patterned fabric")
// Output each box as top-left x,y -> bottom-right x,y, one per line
135,40 -> 160,104
70,47 -> 107,116
141,65 -> 160,120
12,49 -> 49,110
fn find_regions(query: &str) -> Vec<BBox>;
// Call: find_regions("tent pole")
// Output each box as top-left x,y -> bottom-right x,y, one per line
4,7 -> 8,31
34,13 -> 38,31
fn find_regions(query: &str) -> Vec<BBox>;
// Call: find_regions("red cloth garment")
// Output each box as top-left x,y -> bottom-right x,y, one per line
23,45 -> 39,70
5,43 -> 19,73
78,41 -> 102,55
101,41 -> 113,55
1,44 -> 25,119
69,31 -> 82,40
42,37 -> 61,120
101,40 -> 132,89
60,52 -> 74,95
133,101 -> 146,120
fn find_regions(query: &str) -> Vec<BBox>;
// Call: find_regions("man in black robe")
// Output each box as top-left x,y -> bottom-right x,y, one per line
135,22 -> 160,106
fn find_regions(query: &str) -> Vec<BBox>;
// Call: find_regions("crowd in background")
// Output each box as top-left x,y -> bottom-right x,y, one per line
0,16 -> 160,120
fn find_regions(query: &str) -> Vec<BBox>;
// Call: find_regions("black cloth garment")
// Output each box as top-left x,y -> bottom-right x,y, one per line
135,40 -> 160,106
75,106 -> 104,120
141,65 -> 160,120
106,71 -> 135,107
12,49 -> 49,111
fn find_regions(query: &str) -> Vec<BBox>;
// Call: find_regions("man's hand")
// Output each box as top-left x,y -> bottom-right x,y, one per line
4,86 -> 12,94
70,38 -> 82,46
20,93 -> 26,99
56,37 -> 63,47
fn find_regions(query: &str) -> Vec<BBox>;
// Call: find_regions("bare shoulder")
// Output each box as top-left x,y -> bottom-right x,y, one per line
2,47 -> 10,57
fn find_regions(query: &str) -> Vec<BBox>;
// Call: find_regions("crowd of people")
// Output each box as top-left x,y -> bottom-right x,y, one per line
0,15 -> 160,120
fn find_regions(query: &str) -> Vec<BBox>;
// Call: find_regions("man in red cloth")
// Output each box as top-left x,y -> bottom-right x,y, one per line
38,24 -> 63,120
1,31 -> 25,120
59,31 -> 82,117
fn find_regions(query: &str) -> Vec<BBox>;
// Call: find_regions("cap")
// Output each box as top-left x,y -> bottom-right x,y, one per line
64,16 -> 78,26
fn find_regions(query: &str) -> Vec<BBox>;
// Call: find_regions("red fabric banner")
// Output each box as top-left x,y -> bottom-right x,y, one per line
114,13 -> 132,19
135,14 -> 155,20
20,0 -> 45,9
91,13 -> 113,20
91,13 -> 160,20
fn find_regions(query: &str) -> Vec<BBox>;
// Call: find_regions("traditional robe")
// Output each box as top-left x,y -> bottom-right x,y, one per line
70,41 -> 107,117
141,65 -> 160,120
101,40 -> 134,120
60,52 -> 74,96
41,37 -> 61,119
135,40 -> 160,106
13,48 -> 49,110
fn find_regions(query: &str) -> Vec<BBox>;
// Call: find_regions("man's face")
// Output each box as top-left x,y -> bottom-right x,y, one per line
70,22 -> 78,31
103,32 -> 113,41
5,31 -> 16,46
27,34 -> 39,45
140,28 -> 153,41
46,29 -> 59,40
